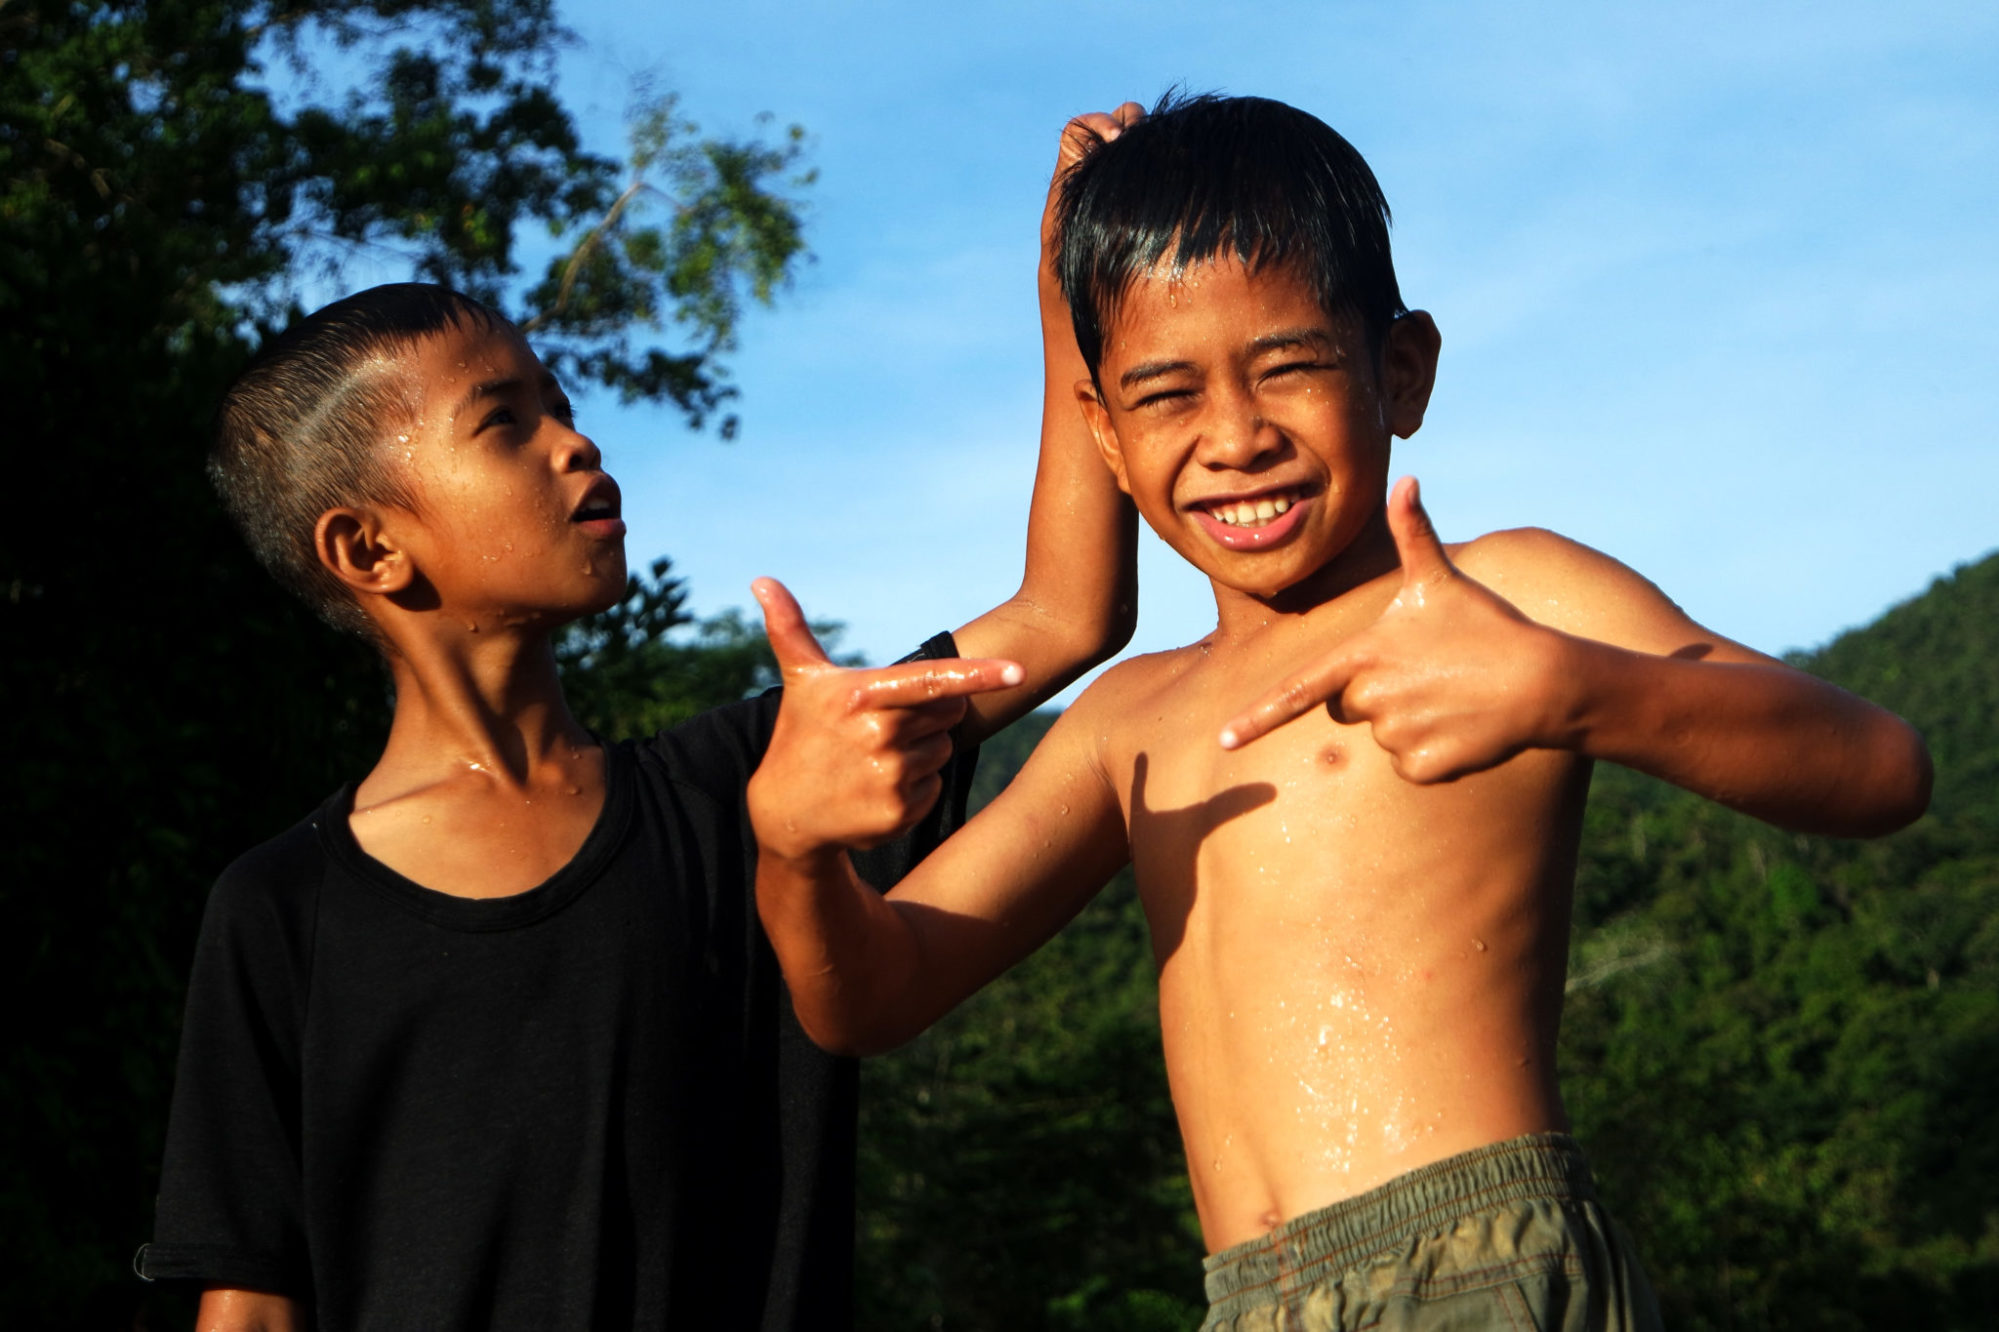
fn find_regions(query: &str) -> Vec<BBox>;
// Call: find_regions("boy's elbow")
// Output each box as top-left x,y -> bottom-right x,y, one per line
1084,594 -> 1139,665
797,1009 -> 913,1059
1843,715 -> 1932,839
1875,717 -> 1934,835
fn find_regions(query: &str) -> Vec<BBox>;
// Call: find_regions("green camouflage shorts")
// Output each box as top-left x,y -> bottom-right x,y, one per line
1201,1134 -> 1661,1331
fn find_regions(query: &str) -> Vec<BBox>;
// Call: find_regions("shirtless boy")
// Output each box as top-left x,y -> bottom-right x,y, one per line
139,110 -> 1140,1331
747,94 -> 1932,1329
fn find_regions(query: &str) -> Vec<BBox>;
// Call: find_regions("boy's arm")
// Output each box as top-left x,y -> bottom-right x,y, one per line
196,1288 -> 305,1332
1221,477 -> 1932,837
747,610 -> 1130,1054
948,105 -> 1144,744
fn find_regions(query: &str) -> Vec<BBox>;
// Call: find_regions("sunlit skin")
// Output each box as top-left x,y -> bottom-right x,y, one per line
193,105 -> 1144,1327
751,254 -> 1931,1254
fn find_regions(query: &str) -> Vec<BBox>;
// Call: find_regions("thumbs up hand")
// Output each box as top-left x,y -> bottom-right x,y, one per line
748,578 -> 1026,861
1218,478 -> 1567,784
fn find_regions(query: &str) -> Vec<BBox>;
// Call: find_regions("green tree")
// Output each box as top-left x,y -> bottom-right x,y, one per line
1559,553 -> 1999,1329
1,3 -> 809,1323
556,556 -> 859,742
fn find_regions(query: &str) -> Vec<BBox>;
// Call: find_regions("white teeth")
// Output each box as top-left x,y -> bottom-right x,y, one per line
1209,493 -> 1296,529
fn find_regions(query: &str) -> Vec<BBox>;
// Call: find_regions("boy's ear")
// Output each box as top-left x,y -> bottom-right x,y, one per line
1381,311 -> 1442,440
1074,379 -> 1132,494
314,506 -> 416,599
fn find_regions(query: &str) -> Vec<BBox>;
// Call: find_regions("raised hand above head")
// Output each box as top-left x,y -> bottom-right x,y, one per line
1044,101 -> 1146,252
748,577 -> 1023,860
1218,477 -> 1564,783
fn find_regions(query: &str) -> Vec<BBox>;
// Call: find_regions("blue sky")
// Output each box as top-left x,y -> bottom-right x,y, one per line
530,1 -> 1991,691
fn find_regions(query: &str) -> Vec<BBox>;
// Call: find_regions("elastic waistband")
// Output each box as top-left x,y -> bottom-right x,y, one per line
1203,1133 -> 1596,1310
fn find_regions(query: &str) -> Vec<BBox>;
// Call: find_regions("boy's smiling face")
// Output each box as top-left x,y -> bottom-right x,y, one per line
1077,256 -> 1437,607
362,322 -> 628,632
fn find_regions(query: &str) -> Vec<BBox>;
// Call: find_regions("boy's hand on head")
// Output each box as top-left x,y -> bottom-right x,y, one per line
749,578 -> 1023,861
1043,102 -> 1145,264
1219,478 -> 1570,783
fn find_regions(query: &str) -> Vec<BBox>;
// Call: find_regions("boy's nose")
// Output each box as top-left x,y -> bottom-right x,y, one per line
556,428 -> 603,473
1197,395 -> 1283,471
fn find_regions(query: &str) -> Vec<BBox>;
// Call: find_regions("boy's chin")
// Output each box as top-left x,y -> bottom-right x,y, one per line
576,579 -> 628,620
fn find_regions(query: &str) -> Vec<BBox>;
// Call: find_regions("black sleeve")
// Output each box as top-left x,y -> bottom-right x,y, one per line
138,829 -> 319,1296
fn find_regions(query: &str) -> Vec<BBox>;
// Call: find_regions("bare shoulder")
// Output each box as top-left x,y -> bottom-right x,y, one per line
1030,643 -> 1205,776
1076,641 -> 1206,709
1453,527 -> 1774,662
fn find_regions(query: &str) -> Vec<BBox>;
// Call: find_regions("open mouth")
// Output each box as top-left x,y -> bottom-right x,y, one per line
1191,487 -> 1310,550
571,479 -> 626,537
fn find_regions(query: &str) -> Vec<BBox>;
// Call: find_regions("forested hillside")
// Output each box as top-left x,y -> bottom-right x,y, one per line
855,551 -> 1999,1331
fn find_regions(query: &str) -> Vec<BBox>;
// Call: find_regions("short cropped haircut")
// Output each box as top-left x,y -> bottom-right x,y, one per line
1056,92 -> 1407,381
209,283 -> 505,637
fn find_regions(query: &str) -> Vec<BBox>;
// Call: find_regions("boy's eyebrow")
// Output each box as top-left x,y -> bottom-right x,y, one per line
1118,360 -> 1196,390
450,371 -> 563,424
1119,328 -> 1343,390
1250,327 -> 1340,356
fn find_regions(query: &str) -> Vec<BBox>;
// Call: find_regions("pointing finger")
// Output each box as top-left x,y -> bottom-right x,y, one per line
752,577 -> 833,676
1387,476 -> 1455,594
850,657 -> 1025,710
1218,649 -> 1361,750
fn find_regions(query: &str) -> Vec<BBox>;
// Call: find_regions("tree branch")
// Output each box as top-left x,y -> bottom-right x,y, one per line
520,176 -> 651,333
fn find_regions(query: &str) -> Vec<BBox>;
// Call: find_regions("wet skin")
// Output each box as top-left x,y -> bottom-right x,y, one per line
321,323 -> 629,900
1048,260 -> 1594,1242
752,254 -> 1929,1255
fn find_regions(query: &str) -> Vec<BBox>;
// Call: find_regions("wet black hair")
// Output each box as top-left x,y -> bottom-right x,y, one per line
209,283 -> 506,638
1055,92 -> 1407,381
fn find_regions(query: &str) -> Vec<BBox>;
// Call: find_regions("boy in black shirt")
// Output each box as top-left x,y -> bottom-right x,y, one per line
139,109 -> 1144,1330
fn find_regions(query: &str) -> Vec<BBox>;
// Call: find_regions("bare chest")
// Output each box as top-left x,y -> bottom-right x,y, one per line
1108,651 -> 1585,958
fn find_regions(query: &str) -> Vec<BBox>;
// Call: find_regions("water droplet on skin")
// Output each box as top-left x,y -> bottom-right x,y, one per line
422,815 -> 432,824
1473,938 -> 1488,952
565,786 -> 580,796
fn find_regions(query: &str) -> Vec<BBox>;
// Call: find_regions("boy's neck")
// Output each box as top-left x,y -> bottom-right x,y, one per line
372,624 -> 596,792
1209,505 -> 1402,643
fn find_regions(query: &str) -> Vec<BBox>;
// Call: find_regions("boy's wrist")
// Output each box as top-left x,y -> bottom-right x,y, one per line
752,819 -> 851,874
1536,628 -> 1610,755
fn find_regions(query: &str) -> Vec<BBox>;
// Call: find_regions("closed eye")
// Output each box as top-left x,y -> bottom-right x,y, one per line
1132,387 -> 1196,412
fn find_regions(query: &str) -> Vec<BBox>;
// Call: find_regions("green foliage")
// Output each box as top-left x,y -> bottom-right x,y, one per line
1561,552 -> 1999,1329
555,557 -> 857,741
1,3 -> 809,1323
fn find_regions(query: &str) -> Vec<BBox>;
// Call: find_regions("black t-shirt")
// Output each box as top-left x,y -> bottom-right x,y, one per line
139,643 -> 976,1331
